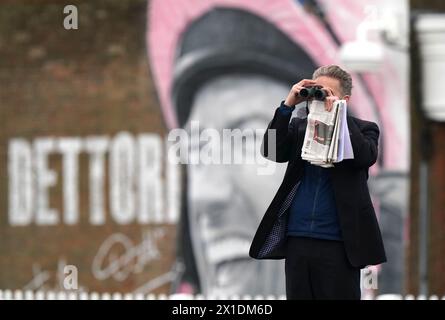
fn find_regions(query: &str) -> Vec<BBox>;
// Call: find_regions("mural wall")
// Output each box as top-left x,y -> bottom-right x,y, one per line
0,1 -> 180,294
148,0 -> 410,296
0,0 -> 409,296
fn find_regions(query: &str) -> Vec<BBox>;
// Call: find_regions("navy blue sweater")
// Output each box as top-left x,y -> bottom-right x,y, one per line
278,104 -> 342,241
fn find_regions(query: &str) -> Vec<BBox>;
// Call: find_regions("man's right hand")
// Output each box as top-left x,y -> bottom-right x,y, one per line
284,79 -> 317,107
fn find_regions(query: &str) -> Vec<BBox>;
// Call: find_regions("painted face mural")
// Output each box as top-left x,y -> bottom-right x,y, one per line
148,0 -> 409,296
0,0 -> 408,297
186,75 -> 289,296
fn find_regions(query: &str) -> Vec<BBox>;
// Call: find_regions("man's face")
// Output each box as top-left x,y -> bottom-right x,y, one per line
314,76 -> 349,101
185,74 -> 288,296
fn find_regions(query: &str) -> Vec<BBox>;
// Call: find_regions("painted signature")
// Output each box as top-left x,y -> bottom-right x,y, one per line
23,258 -> 86,292
91,228 -> 165,281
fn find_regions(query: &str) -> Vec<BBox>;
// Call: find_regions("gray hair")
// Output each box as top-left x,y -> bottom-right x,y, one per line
312,65 -> 353,96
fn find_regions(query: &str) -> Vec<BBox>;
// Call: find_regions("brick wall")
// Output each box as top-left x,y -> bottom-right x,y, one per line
0,1 -> 176,293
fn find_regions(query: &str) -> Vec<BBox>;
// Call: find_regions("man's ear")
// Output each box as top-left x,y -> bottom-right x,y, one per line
343,95 -> 350,102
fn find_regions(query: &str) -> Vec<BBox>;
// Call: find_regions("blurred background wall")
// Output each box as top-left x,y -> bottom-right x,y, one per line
408,0 -> 445,297
0,0 -> 179,294
0,0 -> 411,297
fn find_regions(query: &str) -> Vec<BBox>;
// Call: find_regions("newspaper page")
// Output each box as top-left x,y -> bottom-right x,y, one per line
301,99 -> 353,167
301,100 -> 338,166
340,101 -> 354,160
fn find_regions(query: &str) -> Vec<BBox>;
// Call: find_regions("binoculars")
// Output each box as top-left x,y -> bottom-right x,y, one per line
299,86 -> 328,101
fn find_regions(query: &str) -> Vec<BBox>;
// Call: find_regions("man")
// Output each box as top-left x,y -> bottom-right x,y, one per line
249,65 -> 387,300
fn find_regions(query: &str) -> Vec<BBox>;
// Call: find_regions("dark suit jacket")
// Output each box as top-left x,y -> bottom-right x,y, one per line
249,107 -> 387,268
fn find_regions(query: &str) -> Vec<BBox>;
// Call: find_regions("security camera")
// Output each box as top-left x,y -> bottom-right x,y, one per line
339,40 -> 384,72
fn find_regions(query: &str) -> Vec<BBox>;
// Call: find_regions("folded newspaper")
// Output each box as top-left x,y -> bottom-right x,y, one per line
301,100 -> 354,168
